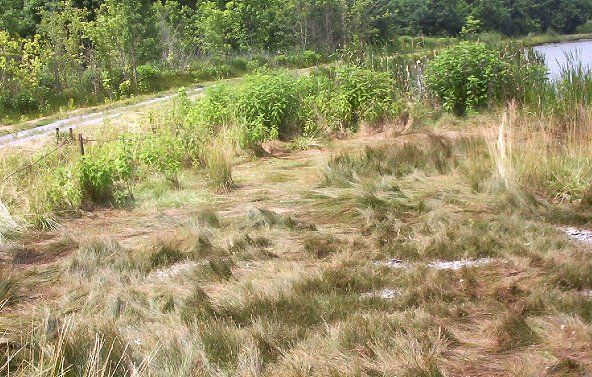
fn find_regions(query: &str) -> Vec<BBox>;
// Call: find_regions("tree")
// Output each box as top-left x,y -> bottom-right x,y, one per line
153,0 -> 197,66
550,0 -> 592,33
86,0 -> 159,87
195,1 -> 240,55
39,1 -> 87,94
0,30 -> 44,111
0,0 -> 49,37
230,0 -> 294,51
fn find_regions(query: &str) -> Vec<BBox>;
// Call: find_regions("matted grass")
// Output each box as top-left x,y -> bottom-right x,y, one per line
1,126 -> 592,376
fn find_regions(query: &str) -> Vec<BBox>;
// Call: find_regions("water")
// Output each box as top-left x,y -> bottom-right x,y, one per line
533,40 -> 592,80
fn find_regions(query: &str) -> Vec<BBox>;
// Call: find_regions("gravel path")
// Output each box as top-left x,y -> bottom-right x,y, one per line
0,86 -> 204,149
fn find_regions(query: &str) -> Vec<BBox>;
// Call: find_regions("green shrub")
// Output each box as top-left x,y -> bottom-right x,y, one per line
118,79 -> 132,98
137,64 -> 162,92
426,42 -> 507,115
228,57 -> 249,75
136,132 -> 185,186
77,144 -> 133,205
317,66 -> 395,131
186,84 -> 236,128
236,71 -> 304,144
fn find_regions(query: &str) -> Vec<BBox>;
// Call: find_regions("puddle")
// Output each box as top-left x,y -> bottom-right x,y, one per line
362,288 -> 400,299
427,258 -> 494,270
562,227 -> 592,245
377,257 -> 494,271
375,259 -> 409,269
151,261 -> 201,280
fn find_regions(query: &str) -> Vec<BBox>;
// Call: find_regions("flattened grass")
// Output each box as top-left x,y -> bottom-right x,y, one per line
3,132 -> 592,376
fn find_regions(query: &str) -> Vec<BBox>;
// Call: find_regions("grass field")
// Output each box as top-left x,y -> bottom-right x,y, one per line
2,111 -> 592,375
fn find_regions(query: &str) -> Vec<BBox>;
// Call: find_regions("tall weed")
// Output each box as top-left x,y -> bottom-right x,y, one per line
316,66 -> 396,131
236,71 -> 304,144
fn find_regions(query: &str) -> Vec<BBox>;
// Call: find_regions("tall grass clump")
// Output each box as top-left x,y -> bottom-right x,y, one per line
0,200 -> 21,242
324,135 -> 456,187
551,56 -> 592,126
498,46 -> 548,105
205,132 -> 236,193
488,100 -> 592,204
487,104 -> 515,190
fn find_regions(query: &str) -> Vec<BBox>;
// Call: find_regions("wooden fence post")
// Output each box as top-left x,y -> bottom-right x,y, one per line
69,128 -> 74,141
78,133 -> 85,156
55,128 -> 60,145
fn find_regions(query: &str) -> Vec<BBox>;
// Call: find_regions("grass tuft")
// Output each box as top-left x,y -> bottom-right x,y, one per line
493,312 -> 541,351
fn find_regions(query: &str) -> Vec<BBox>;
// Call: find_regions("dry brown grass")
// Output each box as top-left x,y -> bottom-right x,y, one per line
1,124 -> 592,376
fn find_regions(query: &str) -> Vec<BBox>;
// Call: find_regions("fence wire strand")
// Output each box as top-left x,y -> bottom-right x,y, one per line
1,132 -> 153,185
0,146 -> 60,185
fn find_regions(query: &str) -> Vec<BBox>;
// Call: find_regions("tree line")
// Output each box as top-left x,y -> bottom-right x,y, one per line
1,0 -> 591,115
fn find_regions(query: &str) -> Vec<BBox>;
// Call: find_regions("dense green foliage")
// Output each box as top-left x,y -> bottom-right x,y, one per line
426,42 -> 508,114
425,42 -> 552,114
318,67 -> 395,130
1,0 -> 591,118
236,72 -> 304,143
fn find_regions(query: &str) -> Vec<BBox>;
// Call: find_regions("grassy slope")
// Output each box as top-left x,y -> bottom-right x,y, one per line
2,120 -> 592,375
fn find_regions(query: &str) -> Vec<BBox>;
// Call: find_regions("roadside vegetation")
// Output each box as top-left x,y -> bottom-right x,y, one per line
2,1 -> 592,375
1,0 -> 592,123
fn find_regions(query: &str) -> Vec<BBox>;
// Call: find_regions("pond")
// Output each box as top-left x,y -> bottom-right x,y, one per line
533,39 -> 592,80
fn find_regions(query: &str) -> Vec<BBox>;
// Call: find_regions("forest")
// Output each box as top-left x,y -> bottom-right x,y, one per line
1,0 -> 592,118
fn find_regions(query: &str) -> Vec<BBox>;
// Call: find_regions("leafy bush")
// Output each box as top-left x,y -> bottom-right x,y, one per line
137,64 -> 163,93
236,71 -> 304,144
77,144 -> 133,205
186,84 -> 236,129
118,79 -> 132,98
136,132 -> 185,186
500,48 -> 548,106
317,66 -> 395,131
426,42 -> 507,115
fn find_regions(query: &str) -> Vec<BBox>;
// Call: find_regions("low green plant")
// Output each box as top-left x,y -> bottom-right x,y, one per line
136,132 -> 185,186
77,143 -> 133,205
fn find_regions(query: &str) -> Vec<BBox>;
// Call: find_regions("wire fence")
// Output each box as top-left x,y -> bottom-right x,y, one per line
0,128 -> 148,185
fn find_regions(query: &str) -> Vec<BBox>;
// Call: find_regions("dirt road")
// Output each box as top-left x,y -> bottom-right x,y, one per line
0,86 -> 204,149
